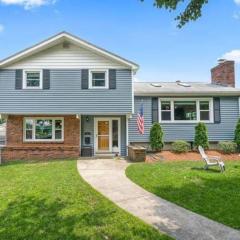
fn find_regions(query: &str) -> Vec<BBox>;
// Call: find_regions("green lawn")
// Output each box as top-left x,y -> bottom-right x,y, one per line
126,161 -> 240,229
0,160 -> 171,240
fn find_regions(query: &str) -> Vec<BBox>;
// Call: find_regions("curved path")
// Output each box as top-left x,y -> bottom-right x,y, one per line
77,159 -> 240,240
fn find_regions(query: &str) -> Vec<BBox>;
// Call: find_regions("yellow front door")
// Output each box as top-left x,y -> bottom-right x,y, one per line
97,120 -> 110,151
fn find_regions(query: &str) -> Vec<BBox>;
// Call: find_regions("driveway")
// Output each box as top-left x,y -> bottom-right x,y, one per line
78,159 -> 240,240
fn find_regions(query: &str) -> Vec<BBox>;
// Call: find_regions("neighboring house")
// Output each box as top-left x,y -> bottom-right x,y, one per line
0,32 -> 239,161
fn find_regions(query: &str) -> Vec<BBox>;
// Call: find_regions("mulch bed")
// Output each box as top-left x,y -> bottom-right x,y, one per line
146,150 -> 240,163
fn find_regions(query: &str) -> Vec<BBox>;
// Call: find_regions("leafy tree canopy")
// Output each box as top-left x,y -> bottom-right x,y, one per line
141,0 -> 208,28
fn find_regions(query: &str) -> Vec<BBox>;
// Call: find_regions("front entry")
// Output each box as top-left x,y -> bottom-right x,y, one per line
94,118 -> 121,155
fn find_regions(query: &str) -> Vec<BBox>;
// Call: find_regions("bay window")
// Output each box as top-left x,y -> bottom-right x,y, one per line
24,118 -> 64,142
159,98 -> 213,123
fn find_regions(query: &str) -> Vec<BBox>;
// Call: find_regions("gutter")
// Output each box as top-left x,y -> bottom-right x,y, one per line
134,92 -> 240,97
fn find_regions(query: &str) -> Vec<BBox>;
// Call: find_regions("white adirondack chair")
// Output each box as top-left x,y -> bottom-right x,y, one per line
198,146 -> 225,172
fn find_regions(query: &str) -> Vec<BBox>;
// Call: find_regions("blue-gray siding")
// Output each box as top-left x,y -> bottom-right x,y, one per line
81,115 -> 126,156
129,96 -> 239,142
0,69 -> 132,114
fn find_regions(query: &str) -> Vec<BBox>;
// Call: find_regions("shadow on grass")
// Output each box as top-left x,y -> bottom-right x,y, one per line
190,167 -> 221,173
0,196 -> 117,240
0,158 -> 76,168
151,176 -> 240,230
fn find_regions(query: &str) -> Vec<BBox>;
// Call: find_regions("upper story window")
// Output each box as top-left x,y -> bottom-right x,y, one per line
89,70 -> 108,89
24,117 -> 64,142
159,98 -> 213,123
23,70 -> 43,89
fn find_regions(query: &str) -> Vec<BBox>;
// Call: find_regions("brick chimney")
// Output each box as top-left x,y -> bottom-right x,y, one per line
211,60 -> 235,87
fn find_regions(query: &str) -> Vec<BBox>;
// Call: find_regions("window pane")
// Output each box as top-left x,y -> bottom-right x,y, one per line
92,72 -> 105,80
26,130 -> 33,140
112,120 -> 119,148
200,101 -> 209,110
200,111 -> 210,121
55,120 -> 63,140
161,101 -> 171,110
55,130 -> 62,140
26,72 -> 40,87
174,101 -> 197,120
92,72 -> 106,87
161,111 -> 171,121
35,120 -> 52,140
92,80 -> 105,87
25,119 -> 33,130
55,120 -> 62,130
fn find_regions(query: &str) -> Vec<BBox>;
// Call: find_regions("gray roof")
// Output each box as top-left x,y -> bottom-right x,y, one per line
134,82 -> 240,96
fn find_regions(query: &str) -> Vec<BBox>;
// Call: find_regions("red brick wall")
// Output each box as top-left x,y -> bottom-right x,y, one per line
211,60 -> 235,87
2,115 -> 80,161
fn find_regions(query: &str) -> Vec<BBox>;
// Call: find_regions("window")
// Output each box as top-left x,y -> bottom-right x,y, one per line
174,101 -> 197,121
161,101 -> 171,121
24,118 -> 64,142
159,98 -> 213,123
112,120 -> 119,148
23,70 -> 42,89
89,70 -> 108,88
200,101 -> 210,121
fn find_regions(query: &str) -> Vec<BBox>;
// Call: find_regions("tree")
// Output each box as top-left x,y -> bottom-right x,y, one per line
194,122 -> 209,149
150,122 -> 164,151
234,118 -> 240,151
141,0 -> 208,28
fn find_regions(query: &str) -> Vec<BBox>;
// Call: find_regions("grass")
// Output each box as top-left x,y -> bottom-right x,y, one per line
126,161 -> 240,229
0,160 -> 171,240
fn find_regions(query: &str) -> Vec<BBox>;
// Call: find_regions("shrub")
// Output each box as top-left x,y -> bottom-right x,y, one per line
219,141 -> 237,154
234,118 -> 240,151
150,122 -> 164,151
172,140 -> 190,153
194,122 -> 209,149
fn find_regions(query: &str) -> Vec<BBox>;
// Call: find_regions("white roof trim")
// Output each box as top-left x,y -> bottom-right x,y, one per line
0,31 -> 139,70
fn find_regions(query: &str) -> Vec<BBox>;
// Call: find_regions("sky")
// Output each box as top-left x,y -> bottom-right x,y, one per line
0,0 -> 240,85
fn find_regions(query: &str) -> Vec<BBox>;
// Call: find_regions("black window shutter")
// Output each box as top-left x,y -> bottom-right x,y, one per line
81,69 -> 89,89
43,69 -> 50,90
15,69 -> 23,90
109,69 -> 116,89
152,97 -> 159,123
213,97 -> 221,123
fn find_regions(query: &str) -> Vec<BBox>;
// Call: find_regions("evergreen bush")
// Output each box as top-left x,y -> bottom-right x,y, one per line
234,118 -> 240,151
150,122 -> 164,152
194,122 -> 209,149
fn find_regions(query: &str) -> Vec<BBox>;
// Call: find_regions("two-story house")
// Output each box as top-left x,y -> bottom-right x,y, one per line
0,32 -> 138,160
0,32 -> 240,161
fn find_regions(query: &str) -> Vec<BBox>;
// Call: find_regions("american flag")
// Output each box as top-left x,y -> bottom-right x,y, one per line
137,103 -> 144,135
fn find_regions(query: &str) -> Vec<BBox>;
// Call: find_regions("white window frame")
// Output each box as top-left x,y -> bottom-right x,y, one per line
23,69 -> 43,89
89,69 -> 108,89
23,117 -> 64,142
159,98 -> 214,123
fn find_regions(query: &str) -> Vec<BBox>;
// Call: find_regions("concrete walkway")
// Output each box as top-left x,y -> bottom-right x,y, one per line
77,159 -> 240,240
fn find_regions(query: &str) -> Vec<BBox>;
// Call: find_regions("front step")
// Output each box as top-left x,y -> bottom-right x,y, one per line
95,152 -> 116,159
